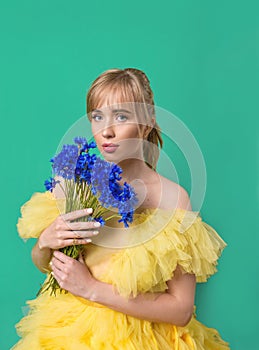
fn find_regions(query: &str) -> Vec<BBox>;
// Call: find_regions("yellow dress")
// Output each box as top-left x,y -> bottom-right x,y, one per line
13,191 -> 230,350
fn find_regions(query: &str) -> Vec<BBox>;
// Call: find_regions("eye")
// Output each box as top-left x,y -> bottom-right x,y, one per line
116,114 -> 128,122
92,114 -> 103,122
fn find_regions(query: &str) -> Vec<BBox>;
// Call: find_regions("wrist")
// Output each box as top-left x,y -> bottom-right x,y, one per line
84,279 -> 102,302
38,235 -> 48,251
36,237 -> 52,259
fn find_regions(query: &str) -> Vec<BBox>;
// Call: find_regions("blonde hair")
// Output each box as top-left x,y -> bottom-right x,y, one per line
86,68 -> 163,170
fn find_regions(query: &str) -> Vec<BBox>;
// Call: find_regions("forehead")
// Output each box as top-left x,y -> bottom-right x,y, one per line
92,102 -> 137,115
94,89 -> 145,114
93,84 -> 136,109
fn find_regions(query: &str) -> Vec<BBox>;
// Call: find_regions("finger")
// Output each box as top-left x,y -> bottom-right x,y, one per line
65,221 -> 101,230
53,237 -> 92,249
53,250 -> 75,263
51,256 -> 64,272
61,208 -> 93,222
55,230 -> 99,239
51,265 -> 64,284
52,238 -> 92,249
68,238 -> 93,246
54,217 -> 100,232
72,230 -> 99,238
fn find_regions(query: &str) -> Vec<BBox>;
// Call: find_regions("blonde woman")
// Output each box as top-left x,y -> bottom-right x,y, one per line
13,68 -> 230,349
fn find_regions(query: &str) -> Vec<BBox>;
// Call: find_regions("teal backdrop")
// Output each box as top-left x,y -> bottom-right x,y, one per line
0,1 -> 258,349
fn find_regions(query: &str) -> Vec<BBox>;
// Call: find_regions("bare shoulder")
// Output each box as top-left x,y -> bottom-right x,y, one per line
159,175 -> 192,211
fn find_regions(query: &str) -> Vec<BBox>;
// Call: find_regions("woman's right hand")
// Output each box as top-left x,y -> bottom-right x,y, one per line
38,208 -> 100,250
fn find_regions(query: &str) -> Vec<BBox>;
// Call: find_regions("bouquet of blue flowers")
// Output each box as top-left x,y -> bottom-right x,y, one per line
40,136 -> 138,296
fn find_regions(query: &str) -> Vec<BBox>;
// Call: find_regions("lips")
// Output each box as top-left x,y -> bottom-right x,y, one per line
102,143 -> 119,153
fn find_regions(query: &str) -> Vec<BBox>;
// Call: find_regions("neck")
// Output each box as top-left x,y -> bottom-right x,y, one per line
117,159 -> 154,181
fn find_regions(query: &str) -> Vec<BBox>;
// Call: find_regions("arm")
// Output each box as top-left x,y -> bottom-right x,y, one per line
51,250 -> 196,326
89,265 -> 196,326
31,240 -> 53,273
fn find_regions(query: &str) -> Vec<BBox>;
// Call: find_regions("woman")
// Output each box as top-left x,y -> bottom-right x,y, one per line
13,68 -> 230,349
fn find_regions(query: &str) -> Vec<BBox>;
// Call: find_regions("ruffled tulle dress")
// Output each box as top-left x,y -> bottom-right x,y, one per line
12,191 -> 230,349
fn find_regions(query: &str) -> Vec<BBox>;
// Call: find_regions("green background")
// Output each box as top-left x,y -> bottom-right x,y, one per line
1,1 -> 258,349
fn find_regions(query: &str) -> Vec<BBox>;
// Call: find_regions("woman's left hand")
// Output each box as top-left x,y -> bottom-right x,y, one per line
50,250 -> 97,299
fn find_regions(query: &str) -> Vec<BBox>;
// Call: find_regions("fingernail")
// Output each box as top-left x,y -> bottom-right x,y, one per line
94,222 -> 101,227
86,208 -> 93,214
49,261 -> 52,266
93,231 -> 99,235
86,238 -> 92,243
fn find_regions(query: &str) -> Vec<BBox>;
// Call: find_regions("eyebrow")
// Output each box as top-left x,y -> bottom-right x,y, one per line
92,108 -> 132,114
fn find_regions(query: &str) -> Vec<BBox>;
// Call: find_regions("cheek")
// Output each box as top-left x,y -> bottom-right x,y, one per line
118,128 -> 144,152
121,124 -> 141,139
91,124 -> 101,140
91,130 -> 102,150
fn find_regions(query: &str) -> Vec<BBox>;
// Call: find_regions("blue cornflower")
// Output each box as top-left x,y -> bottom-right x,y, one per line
80,168 -> 91,185
75,152 -> 97,184
88,141 -> 97,149
90,159 -> 138,227
81,140 -> 97,152
74,136 -> 87,146
44,177 -> 60,192
73,136 -> 96,155
94,216 -> 105,226
121,182 -> 138,203
109,164 -> 122,181
51,144 -> 78,179
47,137 -> 138,229
74,152 -> 87,176
118,209 -> 134,227
91,159 -> 119,207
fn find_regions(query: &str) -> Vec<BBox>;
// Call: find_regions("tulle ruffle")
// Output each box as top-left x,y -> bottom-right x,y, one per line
13,292 -> 229,350
100,208 -> 227,298
17,192 -> 65,239
14,192 -> 229,349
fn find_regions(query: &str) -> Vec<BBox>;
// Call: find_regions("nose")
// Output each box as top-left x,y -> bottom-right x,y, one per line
102,123 -> 115,139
